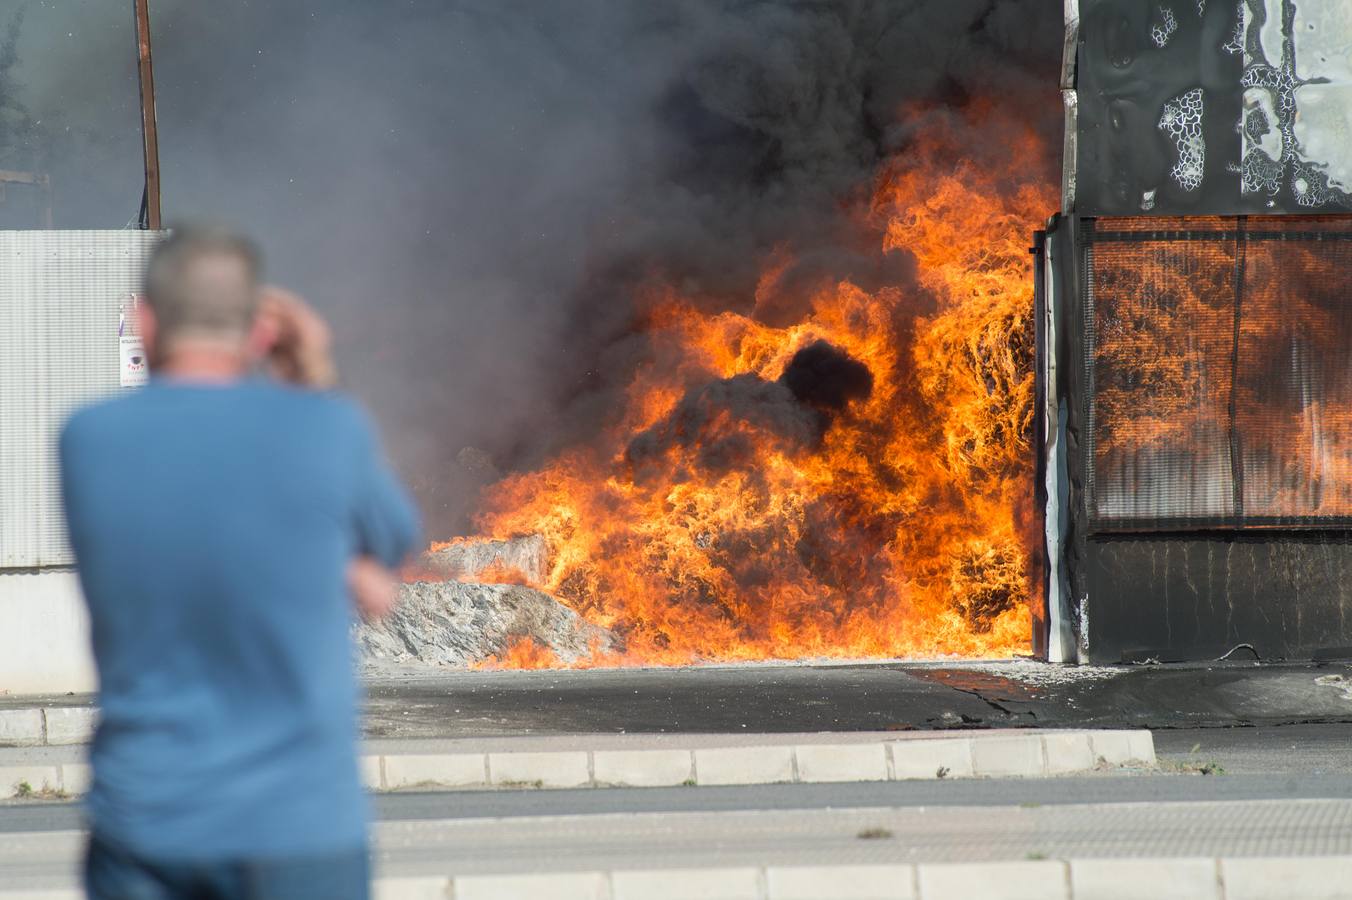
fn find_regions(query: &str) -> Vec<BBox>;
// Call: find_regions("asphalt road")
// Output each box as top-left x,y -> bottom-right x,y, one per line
12,660 -> 1352,739
1153,722 -> 1352,775
361,659 -> 1352,738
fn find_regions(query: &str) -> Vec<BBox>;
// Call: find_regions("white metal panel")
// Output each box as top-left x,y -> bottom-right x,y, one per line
0,231 -> 163,568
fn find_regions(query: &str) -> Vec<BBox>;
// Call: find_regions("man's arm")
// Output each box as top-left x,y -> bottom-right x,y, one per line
349,439 -> 419,619
353,418 -> 420,569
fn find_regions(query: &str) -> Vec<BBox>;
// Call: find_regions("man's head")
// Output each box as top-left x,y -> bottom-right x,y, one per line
140,224 -> 263,367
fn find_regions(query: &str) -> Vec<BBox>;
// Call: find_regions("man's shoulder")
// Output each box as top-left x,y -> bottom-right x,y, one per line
61,393 -> 140,448
256,384 -> 371,434
62,384 -> 370,445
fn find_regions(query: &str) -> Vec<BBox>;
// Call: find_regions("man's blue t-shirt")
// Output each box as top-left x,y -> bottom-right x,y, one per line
60,379 -> 419,860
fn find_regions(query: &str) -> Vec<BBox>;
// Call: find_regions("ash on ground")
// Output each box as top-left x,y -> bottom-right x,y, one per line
913,658 -> 1126,686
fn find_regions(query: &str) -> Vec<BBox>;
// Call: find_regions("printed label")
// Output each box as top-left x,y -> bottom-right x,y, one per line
120,335 -> 148,387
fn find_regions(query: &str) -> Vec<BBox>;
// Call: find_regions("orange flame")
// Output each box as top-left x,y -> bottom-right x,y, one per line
465,106 -> 1055,665
476,636 -> 562,670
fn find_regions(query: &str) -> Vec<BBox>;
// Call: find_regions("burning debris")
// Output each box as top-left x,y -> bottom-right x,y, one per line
452,108 -> 1054,666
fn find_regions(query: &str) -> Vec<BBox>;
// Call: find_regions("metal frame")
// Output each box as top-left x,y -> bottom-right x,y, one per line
1080,215 -> 1352,533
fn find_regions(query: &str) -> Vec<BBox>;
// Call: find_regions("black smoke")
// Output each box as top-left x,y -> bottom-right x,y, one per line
779,340 -> 873,411
625,340 -> 872,480
626,374 -> 824,479
4,1 -> 1062,535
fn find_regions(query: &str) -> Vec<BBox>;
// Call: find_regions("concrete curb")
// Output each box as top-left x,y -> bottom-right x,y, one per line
0,730 -> 1154,798
0,707 -> 95,747
363,730 -> 1153,792
4,856 -> 1347,899
0,760 -> 89,798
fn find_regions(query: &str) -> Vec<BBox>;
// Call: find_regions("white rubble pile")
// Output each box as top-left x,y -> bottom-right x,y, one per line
420,534 -> 549,584
356,578 -> 615,671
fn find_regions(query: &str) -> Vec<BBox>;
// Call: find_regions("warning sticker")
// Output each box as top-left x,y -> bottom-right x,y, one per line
120,335 -> 148,387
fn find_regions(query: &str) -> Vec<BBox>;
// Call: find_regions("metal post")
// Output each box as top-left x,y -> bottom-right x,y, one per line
133,0 -> 161,230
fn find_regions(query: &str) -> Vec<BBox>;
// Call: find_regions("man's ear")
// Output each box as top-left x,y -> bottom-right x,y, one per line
135,302 -> 161,367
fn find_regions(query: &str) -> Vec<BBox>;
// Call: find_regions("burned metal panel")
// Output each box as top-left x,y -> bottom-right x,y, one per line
1038,216 -> 1081,662
1045,214 -> 1090,661
1075,0 -> 1352,215
1080,216 -> 1352,532
1032,229 -> 1050,661
1083,534 -> 1352,663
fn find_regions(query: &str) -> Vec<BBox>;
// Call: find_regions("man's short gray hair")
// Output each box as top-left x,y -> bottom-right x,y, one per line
143,224 -> 262,343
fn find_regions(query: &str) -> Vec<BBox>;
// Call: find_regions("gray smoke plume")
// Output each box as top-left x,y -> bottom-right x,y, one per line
5,0 -> 1062,536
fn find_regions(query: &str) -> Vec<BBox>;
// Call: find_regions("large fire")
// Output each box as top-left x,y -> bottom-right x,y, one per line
458,106 -> 1054,666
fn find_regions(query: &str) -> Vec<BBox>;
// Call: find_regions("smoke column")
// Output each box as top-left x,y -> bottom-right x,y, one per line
6,0 -> 1062,536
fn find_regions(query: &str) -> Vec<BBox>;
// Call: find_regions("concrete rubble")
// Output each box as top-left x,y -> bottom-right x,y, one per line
357,568 -> 615,670
420,534 -> 549,584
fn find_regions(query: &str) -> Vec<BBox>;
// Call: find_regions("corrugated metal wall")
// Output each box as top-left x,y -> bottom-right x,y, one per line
0,231 -> 163,568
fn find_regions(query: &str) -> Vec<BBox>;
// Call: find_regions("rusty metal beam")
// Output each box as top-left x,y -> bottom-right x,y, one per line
133,0 -> 161,230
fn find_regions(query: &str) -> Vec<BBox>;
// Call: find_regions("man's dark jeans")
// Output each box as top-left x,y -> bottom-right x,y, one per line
85,833 -> 370,900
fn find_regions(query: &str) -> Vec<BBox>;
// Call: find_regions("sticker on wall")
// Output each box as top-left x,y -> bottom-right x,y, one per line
118,293 -> 148,387
120,335 -> 148,386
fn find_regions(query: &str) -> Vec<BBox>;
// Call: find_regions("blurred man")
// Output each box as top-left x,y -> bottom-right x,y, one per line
60,225 -> 419,900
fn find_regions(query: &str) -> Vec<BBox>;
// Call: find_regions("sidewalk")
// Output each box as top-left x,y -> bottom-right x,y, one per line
0,729 -> 1156,797
4,857 -> 1348,900
4,797 -> 1352,899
